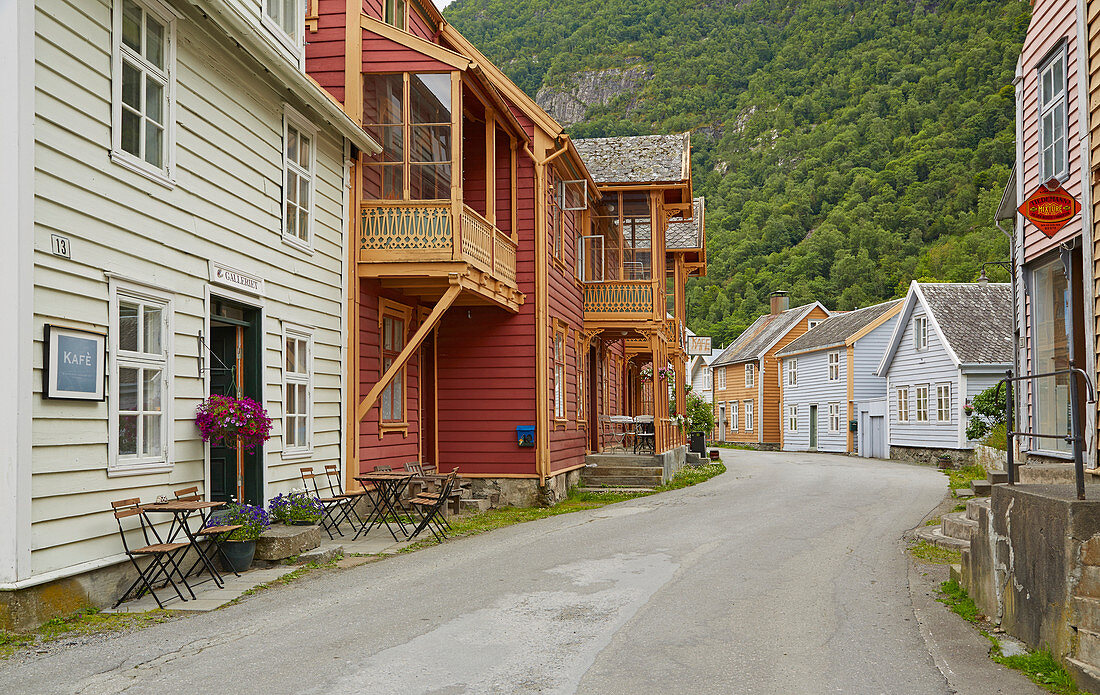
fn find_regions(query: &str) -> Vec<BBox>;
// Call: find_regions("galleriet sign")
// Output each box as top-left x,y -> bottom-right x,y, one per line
209,261 -> 265,296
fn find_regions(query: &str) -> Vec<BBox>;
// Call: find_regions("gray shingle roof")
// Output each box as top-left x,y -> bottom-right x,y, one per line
667,197 -> 704,249
777,300 -> 901,356
573,133 -> 691,185
712,303 -> 821,366
918,283 -> 1013,364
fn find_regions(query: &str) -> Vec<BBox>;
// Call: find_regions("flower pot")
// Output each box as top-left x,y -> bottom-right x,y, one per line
220,540 -> 256,572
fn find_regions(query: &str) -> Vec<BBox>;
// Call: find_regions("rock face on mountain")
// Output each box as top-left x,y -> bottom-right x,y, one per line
535,66 -> 649,126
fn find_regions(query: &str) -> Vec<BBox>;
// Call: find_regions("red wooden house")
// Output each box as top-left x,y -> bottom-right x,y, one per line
305,0 -> 704,504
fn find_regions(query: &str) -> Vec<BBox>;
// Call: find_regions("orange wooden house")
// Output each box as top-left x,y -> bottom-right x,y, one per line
305,0 -> 704,503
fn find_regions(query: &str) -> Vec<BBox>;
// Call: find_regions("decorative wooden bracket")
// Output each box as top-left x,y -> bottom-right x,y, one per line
356,282 -> 462,423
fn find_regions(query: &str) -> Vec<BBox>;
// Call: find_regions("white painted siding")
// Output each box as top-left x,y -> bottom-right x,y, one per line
852,316 -> 897,402
885,304 -> 961,450
30,0 -> 347,578
780,350 -> 848,453
690,359 -> 713,404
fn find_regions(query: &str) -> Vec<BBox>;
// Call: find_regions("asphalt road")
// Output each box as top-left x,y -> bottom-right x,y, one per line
4,451 -> 963,694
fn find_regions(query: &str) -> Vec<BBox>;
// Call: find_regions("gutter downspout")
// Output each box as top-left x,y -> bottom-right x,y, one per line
1076,0 -> 1096,463
996,215 -> 1021,442
1013,59 -> 1026,456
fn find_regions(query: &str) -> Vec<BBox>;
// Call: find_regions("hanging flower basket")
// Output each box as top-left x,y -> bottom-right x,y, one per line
640,366 -> 654,380
195,395 -> 273,453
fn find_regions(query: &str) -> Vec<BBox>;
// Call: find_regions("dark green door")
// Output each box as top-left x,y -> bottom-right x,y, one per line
209,300 -> 263,504
809,405 -> 818,450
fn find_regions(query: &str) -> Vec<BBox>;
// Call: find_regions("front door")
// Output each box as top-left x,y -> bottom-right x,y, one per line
718,403 -> 726,442
209,298 -> 263,504
809,405 -> 818,450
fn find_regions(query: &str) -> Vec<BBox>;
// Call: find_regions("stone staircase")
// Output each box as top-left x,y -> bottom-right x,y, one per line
579,453 -> 665,490
915,497 -> 987,551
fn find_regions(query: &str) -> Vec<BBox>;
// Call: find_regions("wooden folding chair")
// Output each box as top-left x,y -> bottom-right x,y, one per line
111,498 -> 194,609
173,487 -> 243,580
300,467 -> 354,539
407,469 -> 459,542
323,464 -> 369,530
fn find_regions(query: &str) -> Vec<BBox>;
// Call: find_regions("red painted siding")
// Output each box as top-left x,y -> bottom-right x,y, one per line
495,126 -> 512,235
305,0 -> 348,102
362,31 -> 453,72
409,2 -> 435,41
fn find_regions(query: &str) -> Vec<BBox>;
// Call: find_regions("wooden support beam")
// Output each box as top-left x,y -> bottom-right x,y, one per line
357,283 -> 461,422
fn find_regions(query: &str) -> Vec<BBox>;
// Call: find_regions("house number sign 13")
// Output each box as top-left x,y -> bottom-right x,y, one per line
51,233 -> 71,259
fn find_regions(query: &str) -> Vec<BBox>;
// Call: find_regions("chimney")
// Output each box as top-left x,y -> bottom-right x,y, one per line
770,291 -> 790,315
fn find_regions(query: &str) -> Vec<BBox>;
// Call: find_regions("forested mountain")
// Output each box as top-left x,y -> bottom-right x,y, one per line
445,0 -> 1031,346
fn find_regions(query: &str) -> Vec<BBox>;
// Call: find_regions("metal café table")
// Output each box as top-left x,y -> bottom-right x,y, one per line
353,470 -> 416,542
140,499 -> 228,588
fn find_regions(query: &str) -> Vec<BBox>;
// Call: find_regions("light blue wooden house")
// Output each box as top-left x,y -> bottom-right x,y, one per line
776,300 -> 901,456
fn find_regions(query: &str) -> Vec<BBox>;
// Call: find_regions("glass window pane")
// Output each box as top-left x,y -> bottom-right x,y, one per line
119,367 -> 139,411
286,416 -> 297,447
145,14 -> 165,69
410,125 -> 450,163
381,386 -> 391,420
122,0 -> 143,53
143,306 -> 162,354
287,171 -> 298,204
393,319 -> 404,349
286,203 -> 297,238
286,382 -> 296,413
121,110 -> 141,157
142,414 -> 161,456
363,74 -> 404,125
1054,59 -> 1064,93
144,125 -> 163,168
287,126 -> 298,163
393,377 -> 401,414
383,318 -> 392,351
286,338 -> 296,372
297,384 -> 307,414
382,165 -> 403,200
410,164 -> 451,200
119,414 -> 139,455
122,61 -> 141,110
298,210 -> 309,240
297,417 -> 306,446
299,133 -> 311,168
143,369 -> 161,410
145,77 -> 163,125
410,74 -> 451,123
299,177 -> 310,208
119,302 -> 139,351
298,339 -> 308,373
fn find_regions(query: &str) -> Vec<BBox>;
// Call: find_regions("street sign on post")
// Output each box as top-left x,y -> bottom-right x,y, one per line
687,335 -> 712,356
1018,178 -> 1082,238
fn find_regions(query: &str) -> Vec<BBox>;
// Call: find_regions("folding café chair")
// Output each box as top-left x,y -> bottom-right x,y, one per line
322,464 -> 368,531
111,498 -> 195,609
407,468 -> 459,542
173,487 -> 243,581
300,467 -> 354,540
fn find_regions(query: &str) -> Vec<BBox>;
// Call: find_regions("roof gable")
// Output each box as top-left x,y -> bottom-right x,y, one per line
572,133 -> 691,185
776,300 -> 901,357
713,302 -> 828,365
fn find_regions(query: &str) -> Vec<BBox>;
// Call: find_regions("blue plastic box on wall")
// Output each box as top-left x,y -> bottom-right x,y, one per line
516,425 -> 535,447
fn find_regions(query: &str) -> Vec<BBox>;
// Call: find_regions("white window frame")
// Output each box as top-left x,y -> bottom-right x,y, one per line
828,351 -> 841,381
808,319 -> 821,330
745,363 -> 755,388
915,385 -> 929,422
937,383 -> 952,424
913,315 -> 928,351
787,404 -> 798,432
829,403 -> 841,432
729,400 -> 738,431
716,366 -> 726,390
897,387 -> 910,423
108,281 -> 173,476
282,106 -> 318,253
745,400 -> 754,432
111,0 -> 177,187
282,324 -> 313,458
703,366 -> 712,390
787,358 -> 797,386
1038,46 -> 1069,182
262,0 -> 306,55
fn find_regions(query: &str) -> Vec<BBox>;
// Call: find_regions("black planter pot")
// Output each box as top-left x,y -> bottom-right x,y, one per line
220,540 -> 256,572
689,431 -> 706,456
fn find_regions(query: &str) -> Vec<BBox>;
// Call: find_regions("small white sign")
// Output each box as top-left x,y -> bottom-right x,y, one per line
209,261 -> 265,296
51,234 -> 71,259
687,335 -> 712,356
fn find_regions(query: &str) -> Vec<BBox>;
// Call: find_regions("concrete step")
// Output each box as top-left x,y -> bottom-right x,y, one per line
1078,629 -> 1100,669
1066,658 -> 1100,695
941,512 -> 978,542
987,470 -> 1009,485
950,563 -> 963,584
966,497 -> 990,522
1074,597 -> 1100,633
585,454 -> 661,468
297,544 -> 342,565
954,487 -> 974,499
581,475 -> 664,487
574,486 -> 654,494
971,479 -> 991,496
914,525 -> 971,551
585,465 -> 664,477
459,498 -> 492,514
1017,463 -> 1100,485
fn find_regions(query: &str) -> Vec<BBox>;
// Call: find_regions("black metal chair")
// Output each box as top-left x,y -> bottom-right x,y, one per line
173,486 -> 243,581
300,467 -> 355,539
111,498 -> 194,609
322,464 -> 368,531
407,469 -> 459,542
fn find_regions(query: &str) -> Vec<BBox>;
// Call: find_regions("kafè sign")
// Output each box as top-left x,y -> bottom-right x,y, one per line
1018,179 -> 1082,238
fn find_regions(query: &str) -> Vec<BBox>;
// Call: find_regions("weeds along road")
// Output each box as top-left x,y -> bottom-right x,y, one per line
2,451 -> 949,695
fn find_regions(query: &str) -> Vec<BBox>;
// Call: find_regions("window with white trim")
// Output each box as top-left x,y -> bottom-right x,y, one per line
283,327 -> 312,455
703,367 -> 712,389
380,300 -> 410,425
787,404 -> 798,432
264,0 -> 303,47
829,403 -> 841,432
745,363 -> 755,388
745,400 -> 754,431
808,320 -> 821,330
716,366 -> 726,390
828,351 -> 841,381
937,383 -> 952,423
897,387 -> 910,422
110,284 -> 171,472
915,385 -> 929,422
913,315 -> 928,351
112,0 -> 174,179
283,111 -> 316,249
385,0 -> 407,30
786,359 -> 797,386
553,324 -> 566,421
729,400 -> 738,431
1039,47 -> 1068,181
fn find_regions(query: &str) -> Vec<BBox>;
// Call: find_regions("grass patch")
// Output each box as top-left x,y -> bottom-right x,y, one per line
937,579 -> 981,622
707,442 -> 755,451
925,516 -> 942,526
1,607 -> 175,660
991,647 -> 1079,694
404,463 -> 726,551
911,540 -> 962,565
953,504 -> 967,513
946,463 -> 988,490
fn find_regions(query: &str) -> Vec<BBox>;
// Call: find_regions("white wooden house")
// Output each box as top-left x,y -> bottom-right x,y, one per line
875,282 -> 1013,463
776,300 -> 901,456
0,0 -> 379,626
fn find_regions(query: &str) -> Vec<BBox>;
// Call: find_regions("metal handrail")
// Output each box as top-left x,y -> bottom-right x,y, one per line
996,364 -> 1096,499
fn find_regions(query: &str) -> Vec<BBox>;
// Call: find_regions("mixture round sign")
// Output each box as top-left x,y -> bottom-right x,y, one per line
1018,180 -> 1082,238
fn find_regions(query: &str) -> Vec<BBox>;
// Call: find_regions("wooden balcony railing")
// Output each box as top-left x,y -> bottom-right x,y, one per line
582,280 -> 656,321
360,202 -> 517,289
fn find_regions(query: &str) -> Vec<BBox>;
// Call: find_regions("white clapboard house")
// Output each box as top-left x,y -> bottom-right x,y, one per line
874,282 -> 1013,463
776,300 -> 902,456
1,0 -> 379,625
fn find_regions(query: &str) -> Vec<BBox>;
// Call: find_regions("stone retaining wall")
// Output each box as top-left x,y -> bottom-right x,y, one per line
890,445 -> 974,467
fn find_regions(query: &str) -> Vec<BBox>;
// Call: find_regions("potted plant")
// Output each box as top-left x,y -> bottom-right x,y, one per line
194,394 -> 273,453
215,502 -> 270,572
268,489 -> 323,526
